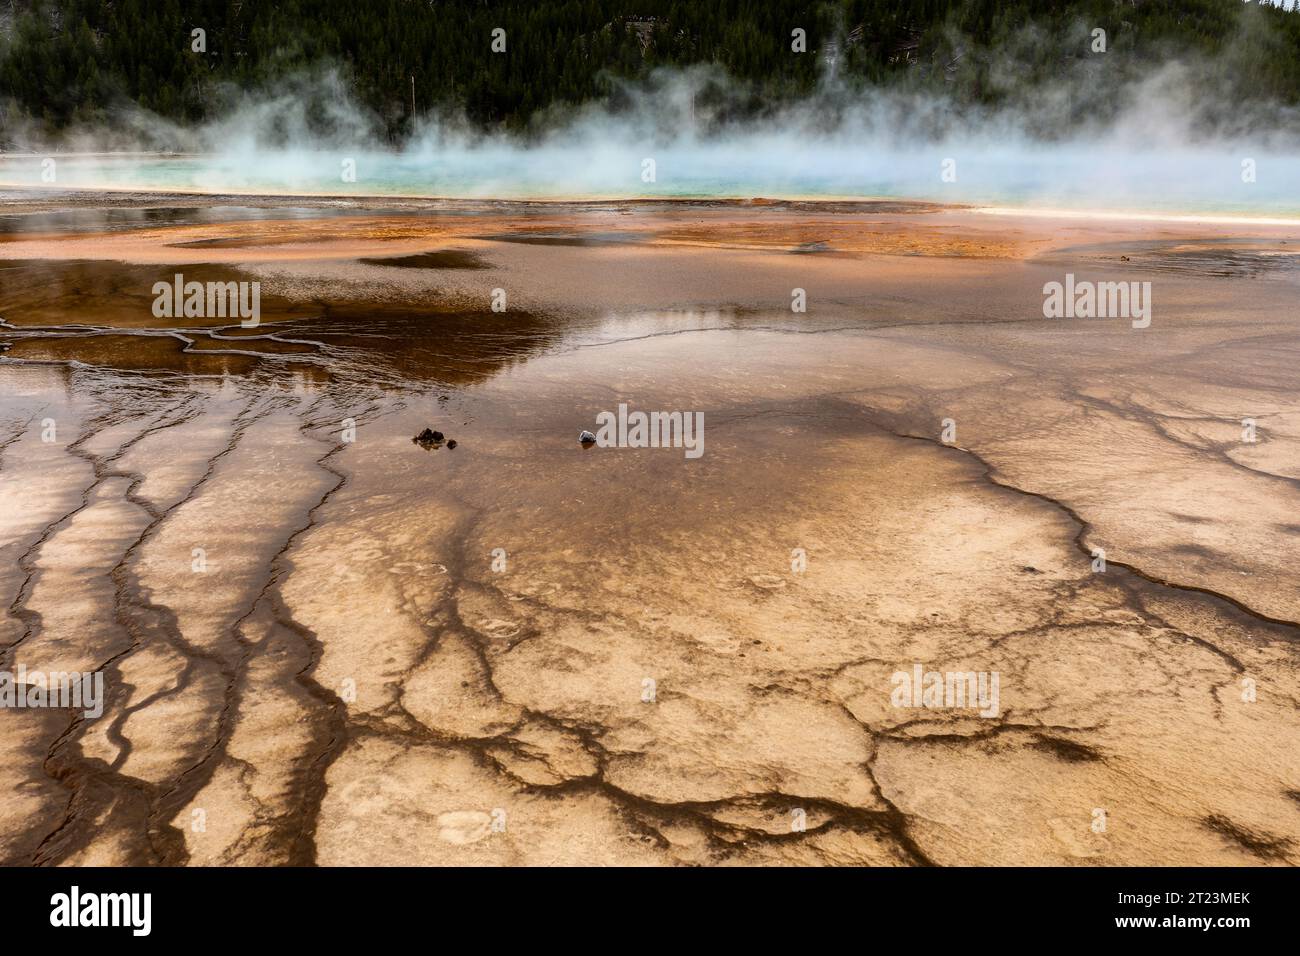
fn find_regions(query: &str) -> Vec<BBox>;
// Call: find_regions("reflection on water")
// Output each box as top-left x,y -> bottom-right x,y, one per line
0,257 -> 589,393
0,213 -> 791,395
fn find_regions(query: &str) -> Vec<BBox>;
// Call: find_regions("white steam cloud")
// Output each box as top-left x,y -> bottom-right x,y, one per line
2,19 -> 1299,216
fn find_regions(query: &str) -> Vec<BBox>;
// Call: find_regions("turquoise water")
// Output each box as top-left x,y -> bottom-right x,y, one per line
1,147 -> 1297,218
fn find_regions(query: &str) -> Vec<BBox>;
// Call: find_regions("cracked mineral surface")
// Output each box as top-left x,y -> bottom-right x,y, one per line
0,194 -> 1297,866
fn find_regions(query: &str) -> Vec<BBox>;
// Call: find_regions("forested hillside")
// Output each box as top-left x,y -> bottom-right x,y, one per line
2,0 -> 1299,142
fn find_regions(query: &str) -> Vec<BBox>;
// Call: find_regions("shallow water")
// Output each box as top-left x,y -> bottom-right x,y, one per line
3,148 -> 1299,217
1,198 -> 1299,866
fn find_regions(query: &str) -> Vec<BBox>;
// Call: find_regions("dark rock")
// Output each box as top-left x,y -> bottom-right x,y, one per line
413,427 -> 446,448
414,426 -> 457,450
578,430 -> 597,445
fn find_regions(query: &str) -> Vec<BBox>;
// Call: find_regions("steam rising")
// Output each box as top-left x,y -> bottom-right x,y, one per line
3,19 -> 1299,215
